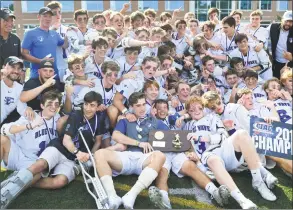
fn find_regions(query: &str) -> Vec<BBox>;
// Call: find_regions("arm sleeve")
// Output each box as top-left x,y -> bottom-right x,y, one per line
235,105 -> 251,133
209,115 -> 229,145
114,119 -> 127,135
16,100 -> 28,116
257,49 -> 271,70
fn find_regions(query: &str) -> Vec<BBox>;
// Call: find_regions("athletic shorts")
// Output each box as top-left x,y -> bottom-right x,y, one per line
163,152 -> 188,178
40,147 -> 76,183
4,140 -> 36,170
201,136 -> 244,172
112,151 -> 152,177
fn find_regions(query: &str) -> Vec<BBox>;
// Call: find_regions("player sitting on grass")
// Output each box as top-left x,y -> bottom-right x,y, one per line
201,91 -> 278,205
94,92 -> 167,209
148,98 -> 230,209
0,90 -> 62,209
0,91 -> 106,209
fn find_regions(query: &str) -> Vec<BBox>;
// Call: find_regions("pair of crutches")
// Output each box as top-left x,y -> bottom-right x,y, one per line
77,128 -> 109,209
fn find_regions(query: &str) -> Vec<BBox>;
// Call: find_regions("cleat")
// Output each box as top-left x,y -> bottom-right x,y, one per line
238,198 -> 257,209
218,185 -> 230,205
264,173 -> 278,189
148,186 -> 172,209
108,195 -> 122,209
252,181 -> 276,201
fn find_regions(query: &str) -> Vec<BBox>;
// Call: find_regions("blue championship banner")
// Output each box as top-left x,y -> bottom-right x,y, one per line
250,116 -> 292,160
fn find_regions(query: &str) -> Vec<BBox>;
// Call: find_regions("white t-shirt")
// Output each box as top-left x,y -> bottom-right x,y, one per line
54,24 -> 69,71
1,80 -> 27,123
84,55 -> 113,79
171,32 -> 189,55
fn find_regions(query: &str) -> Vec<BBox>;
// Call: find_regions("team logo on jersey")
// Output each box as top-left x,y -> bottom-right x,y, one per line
4,97 -> 14,105
37,36 -> 44,42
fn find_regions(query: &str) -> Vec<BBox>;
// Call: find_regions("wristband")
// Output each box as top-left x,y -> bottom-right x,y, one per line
26,124 -> 30,130
135,141 -> 139,146
73,148 -> 79,155
122,108 -> 128,115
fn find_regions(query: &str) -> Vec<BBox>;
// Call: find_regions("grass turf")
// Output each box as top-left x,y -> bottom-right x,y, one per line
1,166 -> 292,209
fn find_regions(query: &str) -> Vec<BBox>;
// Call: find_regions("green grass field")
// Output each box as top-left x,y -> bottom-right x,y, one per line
1,166 -> 292,209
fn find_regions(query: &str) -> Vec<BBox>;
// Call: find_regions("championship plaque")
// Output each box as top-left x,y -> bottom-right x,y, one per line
149,130 -> 191,152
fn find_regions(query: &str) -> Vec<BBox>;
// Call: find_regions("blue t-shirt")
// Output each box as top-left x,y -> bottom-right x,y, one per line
22,27 -> 64,79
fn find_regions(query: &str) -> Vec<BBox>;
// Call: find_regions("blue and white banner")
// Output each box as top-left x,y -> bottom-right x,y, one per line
250,116 -> 292,160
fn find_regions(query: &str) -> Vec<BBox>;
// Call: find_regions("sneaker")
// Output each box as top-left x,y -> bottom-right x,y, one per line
109,195 -> 122,209
73,164 -> 81,176
238,198 -> 257,209
264,173 -> 278,189
211,185 -> 230,207
218,185 -> 230,205
148,186 -> 172,209
252,181 -> 276,201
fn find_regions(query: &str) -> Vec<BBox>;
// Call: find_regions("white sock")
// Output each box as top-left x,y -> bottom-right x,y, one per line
231,188 -> 246,203
250,168 -> 262,183
160,190 -> 170,202
205,182 -> 217,195
259,164 -> 269,179
100,175 -> 117,197
127,167 -> 158,198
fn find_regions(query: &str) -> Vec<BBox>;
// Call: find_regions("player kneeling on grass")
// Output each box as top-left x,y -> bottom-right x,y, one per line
148,99 -> 230,209
94,92 -> 167,209
0,90 -> 62,209
0,91 -> 106,209
201,91 -> 278,207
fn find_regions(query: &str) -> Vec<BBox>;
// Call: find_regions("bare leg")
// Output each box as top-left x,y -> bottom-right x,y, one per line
155,168 -> 169,192
268,156 -> 292,175
0,135 -> 11,164
33,175 -> 68,189
107,105 -> 119,128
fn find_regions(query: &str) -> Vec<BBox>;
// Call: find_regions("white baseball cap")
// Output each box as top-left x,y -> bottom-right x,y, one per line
283,11 -> 292,21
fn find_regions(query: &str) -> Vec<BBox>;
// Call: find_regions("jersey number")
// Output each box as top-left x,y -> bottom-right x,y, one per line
277,110 -> 291,123
37,141 -> 47,157
197,142 -> 206,155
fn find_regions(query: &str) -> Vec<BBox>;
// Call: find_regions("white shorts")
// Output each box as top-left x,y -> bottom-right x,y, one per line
39,147 -> 76,183
112,151 -> 151,177
202,136 -> 244,172
163,152 -> 188,178
4,140 -> 36,170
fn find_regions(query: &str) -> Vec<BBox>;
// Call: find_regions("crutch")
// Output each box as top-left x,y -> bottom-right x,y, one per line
78,128 -> 109,209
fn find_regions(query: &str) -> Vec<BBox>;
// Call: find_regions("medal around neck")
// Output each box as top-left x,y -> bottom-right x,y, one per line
154,131 -> 164,140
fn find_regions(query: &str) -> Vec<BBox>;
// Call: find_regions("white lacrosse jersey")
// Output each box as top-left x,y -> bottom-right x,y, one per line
243,84 -> 267,103
1,80 -> 27,123
74,78 -> 118,107
106,37 -> 131,60
249,102 -> 273,119
138,46 -> 158,60
115,56 -> 142,79
184,114 -> 228,158
273,99 -> 292,124
5,113 -> 60,159
168,95 -> 185,115
84,55 -> 113,79
66,27 -> 95,55
229,47 -> 271,72
171,32 -> 189,55
218,103 -> 250,133
54,24 -> 69,71
244,26 -> 269,48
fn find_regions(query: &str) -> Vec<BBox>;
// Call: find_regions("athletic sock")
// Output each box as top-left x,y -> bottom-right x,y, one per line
160,190 -> 170,202
205,182 -> 218,195
127,167 -> 158,198
231,188 -> 246,203
259,164 -> 269,180
250,168 -> 262,184
100,175 -> 117,197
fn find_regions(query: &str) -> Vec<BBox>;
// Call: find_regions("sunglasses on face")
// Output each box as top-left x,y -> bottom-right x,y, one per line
105,71 -> 118,77
52,11 -> 61,16
72,63 -> 85,69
